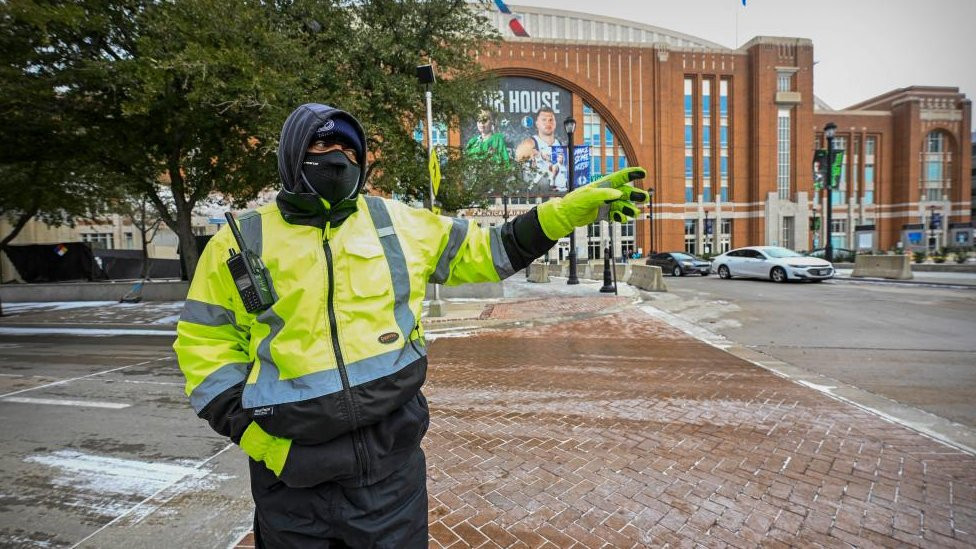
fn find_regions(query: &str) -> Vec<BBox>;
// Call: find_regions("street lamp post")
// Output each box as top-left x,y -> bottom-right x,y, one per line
417,63 -> 443,316
565,117 -> 579,285
823,122 -> 837,264
647,188 -> 655,254
927,204 -> 939,253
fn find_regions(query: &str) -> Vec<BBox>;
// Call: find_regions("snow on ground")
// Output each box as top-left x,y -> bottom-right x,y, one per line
1,301 -> 118,313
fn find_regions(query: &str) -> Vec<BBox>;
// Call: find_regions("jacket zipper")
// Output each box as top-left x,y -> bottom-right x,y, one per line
323,229 -> 371,483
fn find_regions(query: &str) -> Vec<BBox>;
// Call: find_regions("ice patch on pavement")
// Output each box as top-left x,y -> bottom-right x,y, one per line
150,314 -> 182,325
796,380 -> 837,393
24,450 -> 226,519
1,301 -> 117,313
424,328 -> 479,341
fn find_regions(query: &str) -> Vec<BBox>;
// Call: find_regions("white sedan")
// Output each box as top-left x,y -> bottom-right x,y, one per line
711,246 -> 834,282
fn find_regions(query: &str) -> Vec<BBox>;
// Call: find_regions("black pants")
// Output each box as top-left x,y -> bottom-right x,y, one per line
251,447 -> 428,548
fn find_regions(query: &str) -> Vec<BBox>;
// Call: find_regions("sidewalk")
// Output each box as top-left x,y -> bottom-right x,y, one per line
242,278 -> 973,547
3,283 -> 973,547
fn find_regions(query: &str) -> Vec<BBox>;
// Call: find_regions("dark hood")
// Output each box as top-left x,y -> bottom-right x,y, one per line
276,103 -> 368,228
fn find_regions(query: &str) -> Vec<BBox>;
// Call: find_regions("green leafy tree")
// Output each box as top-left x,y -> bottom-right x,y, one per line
4,0 -> 504,280
322,0 -> 504,207
0,1 -> 124,253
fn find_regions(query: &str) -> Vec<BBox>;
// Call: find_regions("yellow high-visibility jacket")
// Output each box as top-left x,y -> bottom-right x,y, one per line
175,188 -> 555,487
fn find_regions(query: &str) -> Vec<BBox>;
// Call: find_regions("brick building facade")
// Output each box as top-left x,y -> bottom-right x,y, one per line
458,5 -> 972,258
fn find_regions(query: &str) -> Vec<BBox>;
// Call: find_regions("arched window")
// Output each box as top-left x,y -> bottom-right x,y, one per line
922,131 -> 952,202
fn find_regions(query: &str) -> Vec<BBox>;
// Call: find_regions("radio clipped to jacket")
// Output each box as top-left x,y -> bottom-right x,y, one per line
224,212 -> 274,313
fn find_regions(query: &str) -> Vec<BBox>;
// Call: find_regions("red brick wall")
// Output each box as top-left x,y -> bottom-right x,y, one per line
473,40 -> 971,254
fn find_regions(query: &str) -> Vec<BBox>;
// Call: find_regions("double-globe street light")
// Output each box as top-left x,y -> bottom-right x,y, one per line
564,117 -> 580,285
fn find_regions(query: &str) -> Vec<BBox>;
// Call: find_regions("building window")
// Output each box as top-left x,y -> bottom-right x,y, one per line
124,232 -> 134,249
413,121 -> 448,146
830,218 -> 847,249
82,233 -> 114,250
702,79 -> 714,203
684,219 -> 698,255
701,79 -> 711,118
719,219 -> 732,253
782,216 -> 794,250
777,108 -> 791,200
922,130 -> 950,202
587,222 -> 601,237
777,71 -> 792,92
588,240 -> 603,259
719,78 -> 730,204
684,77 -> 695,203
863,136 -> 876,205
719,79 -> 729,117
620,220 -> 634,237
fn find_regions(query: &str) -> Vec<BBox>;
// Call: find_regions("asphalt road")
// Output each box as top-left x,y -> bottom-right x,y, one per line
647,273 -> 976,429
0,334 -> 252,548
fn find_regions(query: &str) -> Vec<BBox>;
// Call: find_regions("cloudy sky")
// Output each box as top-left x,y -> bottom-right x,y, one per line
510,0 -> 974,127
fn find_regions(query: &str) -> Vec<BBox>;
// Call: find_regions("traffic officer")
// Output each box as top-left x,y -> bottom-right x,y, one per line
174,103 -> 648,547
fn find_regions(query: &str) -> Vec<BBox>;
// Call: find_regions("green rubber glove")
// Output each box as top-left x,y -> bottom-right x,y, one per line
537,167 -> 649,240
240,422 -> 292,475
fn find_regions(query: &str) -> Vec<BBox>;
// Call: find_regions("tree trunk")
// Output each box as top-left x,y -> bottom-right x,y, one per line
174,206 -> 200,281
0,207 -> 39,317
139,226 -> 151,279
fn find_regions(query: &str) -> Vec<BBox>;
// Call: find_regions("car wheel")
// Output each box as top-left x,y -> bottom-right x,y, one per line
718,265 -> 731,279
672,265 -> 682,277
770,267 -> 787,283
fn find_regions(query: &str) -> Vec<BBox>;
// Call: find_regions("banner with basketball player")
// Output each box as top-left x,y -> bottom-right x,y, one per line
461,76 -> 587,194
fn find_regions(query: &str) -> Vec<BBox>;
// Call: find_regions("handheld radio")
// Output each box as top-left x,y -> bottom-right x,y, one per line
224,212 -> 274,313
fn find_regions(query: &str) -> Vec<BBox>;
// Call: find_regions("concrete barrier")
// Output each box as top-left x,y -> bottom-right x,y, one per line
0,280 -> 190,302
851,255 -> 913,280
547,262 -> 567,277
626,265 -> 667,292
426,281 -> 504,299
527,263 -> 550,283
614,263 -> 631,283
585,260 -> 603,280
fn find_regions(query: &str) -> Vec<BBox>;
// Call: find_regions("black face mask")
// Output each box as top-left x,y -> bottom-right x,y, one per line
301,150 -> 361,206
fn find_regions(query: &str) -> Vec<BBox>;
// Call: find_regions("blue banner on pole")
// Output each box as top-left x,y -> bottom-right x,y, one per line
550,145 -> 590,192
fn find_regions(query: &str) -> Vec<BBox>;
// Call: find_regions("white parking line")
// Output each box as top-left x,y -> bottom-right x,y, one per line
0,357 -> 168,400
0,327 -> 176,337
1,396 -> 131,409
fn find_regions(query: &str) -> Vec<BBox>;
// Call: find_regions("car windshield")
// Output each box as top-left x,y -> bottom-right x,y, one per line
671,253 -> 694,260
763,247 -> 803,258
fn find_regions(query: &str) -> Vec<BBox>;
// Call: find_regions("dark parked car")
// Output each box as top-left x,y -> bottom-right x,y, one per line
646,252 -> 712,276
806,247 -> 856,263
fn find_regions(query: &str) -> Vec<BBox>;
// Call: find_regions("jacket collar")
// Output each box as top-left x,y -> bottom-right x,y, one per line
275,187 -> 361,229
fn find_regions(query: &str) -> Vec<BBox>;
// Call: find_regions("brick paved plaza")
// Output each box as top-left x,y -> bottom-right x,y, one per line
237,296 -> 975,548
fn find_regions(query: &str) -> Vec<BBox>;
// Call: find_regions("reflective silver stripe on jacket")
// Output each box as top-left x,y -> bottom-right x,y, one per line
190,362 -> 249,413
430,217 -> 469,284
489,226 -> 516,279
364,196 -> 416,341
180,299 -> 242,330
